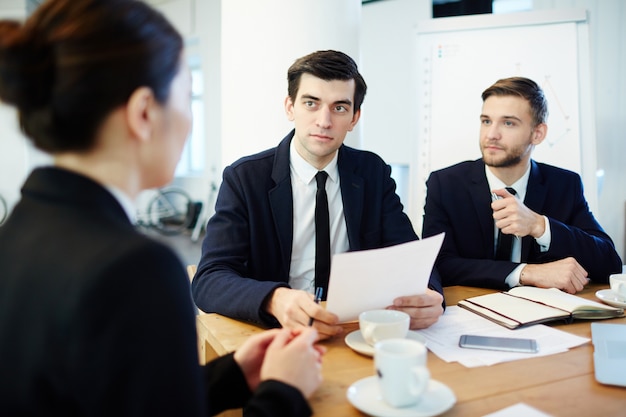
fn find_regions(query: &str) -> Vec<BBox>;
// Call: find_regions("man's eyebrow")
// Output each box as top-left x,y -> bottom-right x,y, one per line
334,99 -> 353,107
301,94 -> 320,101
479,114 -> 522,122
299,94 -> 353,108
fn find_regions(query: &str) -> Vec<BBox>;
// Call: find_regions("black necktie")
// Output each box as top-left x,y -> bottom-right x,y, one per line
495,187 -> 517,261
315,171 -> 330,300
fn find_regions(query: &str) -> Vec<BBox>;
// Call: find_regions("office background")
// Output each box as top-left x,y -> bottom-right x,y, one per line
0,0 -> 624,260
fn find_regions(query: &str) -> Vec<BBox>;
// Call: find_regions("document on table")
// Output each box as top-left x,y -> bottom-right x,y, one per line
415,306 -> 590,367
325,233 -> 444,322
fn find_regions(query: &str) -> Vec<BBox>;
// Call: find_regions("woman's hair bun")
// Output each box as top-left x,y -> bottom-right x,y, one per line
0,20 -> 54,111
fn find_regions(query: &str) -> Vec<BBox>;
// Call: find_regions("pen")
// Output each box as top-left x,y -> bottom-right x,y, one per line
308,287 -> 324,326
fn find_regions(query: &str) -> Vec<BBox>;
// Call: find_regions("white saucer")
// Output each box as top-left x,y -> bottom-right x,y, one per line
596,289 -> 626,308
345,330 -> 427,357
347,376 -> 456,417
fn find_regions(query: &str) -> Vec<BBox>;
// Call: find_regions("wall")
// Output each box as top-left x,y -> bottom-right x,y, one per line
360,0 -> 431,166
0,0 -> 24,18
533,0 -> 625,259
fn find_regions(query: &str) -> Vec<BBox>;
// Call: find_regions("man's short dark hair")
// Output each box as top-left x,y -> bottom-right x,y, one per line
287,50 -> 367,113
482,77 -> 548,126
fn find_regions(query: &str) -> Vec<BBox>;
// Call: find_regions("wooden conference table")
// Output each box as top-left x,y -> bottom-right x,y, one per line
196,285 -> 626,417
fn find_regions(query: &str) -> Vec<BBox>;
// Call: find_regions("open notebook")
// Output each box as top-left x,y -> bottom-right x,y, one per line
591,323 -> 626,387
457,287 -> 624,329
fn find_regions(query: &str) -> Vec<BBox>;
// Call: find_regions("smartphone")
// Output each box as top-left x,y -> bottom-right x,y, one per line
459,334 -> 538,353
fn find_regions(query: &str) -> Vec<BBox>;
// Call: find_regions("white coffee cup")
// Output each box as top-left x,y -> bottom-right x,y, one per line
374,338 -> 430,408
609,273 -> 626,299
359,309 -> 410,346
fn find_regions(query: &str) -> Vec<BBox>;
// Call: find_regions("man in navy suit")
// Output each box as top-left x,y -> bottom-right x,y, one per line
192,50 -> 444,339
422,77 -> 622,293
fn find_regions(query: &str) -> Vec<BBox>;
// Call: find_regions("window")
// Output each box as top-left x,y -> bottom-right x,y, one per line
175,46 -> 206,177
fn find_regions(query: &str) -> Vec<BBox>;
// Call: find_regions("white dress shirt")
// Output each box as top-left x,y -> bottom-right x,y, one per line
288,141 -> 349,293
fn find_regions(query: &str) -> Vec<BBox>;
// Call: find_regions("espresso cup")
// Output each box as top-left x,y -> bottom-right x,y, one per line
359,309 -> 410,346
609,273 -> 626,300
374,338 -> 430,408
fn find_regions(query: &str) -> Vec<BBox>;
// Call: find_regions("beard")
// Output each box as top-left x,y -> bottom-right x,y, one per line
481,141 -> 533,168
483,152 -> 523,168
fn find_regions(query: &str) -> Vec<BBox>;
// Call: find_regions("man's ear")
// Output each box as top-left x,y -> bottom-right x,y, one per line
284,95 -> 295,121
126,87 -> 156,143
347,109 -> 361,132
531,122 -> 548,145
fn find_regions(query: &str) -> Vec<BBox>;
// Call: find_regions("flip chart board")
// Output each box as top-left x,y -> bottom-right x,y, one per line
410,9 -> 596,232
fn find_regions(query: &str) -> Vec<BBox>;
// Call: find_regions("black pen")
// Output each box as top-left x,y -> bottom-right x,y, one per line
308,287 -> 324,326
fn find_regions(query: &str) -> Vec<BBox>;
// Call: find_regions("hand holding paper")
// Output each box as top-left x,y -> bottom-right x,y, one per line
325,233 -> 445,322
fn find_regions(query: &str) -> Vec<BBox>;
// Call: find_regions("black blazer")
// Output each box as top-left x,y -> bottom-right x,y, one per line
0,167 -> 310,417
422,159 -> 622,289
192,131 -> 444,326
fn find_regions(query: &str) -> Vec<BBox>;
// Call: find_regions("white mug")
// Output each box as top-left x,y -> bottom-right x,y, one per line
359,309 -> 409,346
609,273 -> 626,299
374,338 -> 430,408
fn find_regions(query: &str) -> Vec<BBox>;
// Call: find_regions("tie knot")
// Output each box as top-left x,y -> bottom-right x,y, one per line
316,171 -> 328,189
505,187 -> 517,196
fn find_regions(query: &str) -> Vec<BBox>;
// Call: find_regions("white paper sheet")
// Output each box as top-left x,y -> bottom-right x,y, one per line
325,233 -> 444,322
416,306 -> 590,368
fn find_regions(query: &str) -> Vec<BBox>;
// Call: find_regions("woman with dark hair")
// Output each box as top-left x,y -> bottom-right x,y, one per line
0,1 -> 323,416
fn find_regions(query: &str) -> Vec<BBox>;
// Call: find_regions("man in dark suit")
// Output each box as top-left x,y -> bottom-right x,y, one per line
422,77 -> 622,293
192,50 -> 444,339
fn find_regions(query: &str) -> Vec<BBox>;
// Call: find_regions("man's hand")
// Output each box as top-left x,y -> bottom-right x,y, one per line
267,287 -> 343,339
491,188 -> 545,238
520,257 -> 589,294
386,288 -> 444,329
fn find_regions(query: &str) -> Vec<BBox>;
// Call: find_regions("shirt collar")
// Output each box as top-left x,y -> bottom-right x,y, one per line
289,139 -> 339,185
485,164 -> 531,199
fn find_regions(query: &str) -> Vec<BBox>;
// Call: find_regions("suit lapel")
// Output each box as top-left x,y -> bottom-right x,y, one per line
468,160 -> 496,256
337,147 -> 364,250
269,133 -> 295,272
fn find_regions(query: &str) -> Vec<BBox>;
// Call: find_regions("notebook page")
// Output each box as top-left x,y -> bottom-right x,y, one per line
508,287 -> 619,313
